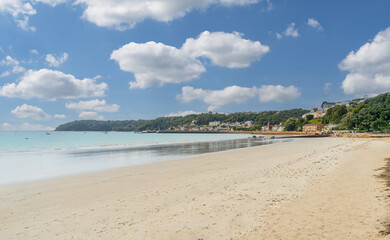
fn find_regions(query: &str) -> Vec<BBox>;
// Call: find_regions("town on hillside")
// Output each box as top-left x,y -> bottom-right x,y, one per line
56,93 -> 389,134
149,97 -> 371,135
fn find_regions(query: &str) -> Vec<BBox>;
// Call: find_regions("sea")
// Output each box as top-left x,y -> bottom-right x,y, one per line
0,131 -> 292,185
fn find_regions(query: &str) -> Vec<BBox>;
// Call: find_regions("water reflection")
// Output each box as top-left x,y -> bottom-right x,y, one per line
70,138 -> 293,158
0,138 -> 295,185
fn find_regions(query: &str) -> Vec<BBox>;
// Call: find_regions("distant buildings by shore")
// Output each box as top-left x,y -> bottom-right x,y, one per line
162,120 -> 287,134
161,97 -> 363,134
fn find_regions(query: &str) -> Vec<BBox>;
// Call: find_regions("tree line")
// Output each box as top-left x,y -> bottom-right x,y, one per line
55,93 -> 390,132
55,109 -> 309,131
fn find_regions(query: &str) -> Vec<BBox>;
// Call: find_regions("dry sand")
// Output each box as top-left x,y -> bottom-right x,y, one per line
0,137 -> 389,239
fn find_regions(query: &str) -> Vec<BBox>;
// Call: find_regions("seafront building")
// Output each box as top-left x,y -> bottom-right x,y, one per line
209,121 -> 221,127
302,108 -> 326,119
303,124 -> 324,133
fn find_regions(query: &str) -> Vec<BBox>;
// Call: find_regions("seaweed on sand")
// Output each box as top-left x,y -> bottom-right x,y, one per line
376,158 -> 390,235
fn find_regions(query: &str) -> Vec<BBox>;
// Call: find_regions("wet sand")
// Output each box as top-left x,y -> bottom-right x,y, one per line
0,137 -> 389,239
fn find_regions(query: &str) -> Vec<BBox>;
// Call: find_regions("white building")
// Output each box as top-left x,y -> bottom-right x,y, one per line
245,121 -> 254,127
209,121 -> 221,127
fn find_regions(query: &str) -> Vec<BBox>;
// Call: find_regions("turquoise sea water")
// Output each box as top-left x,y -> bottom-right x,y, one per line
0,131 -> 290,185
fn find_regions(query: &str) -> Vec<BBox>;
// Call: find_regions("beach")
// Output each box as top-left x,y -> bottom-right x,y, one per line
0,137 -> 389,239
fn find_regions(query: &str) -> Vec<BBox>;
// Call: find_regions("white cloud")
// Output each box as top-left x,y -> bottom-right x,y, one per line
75,0 -> 258,30
79,111 -> 104,120
11,104 -> 50,120
0,0 -> 68,30
181,31 -> 270,68
263,0 -> 273,11
66,99 -> 119,113
1,122 -> 54,131
30,49 -> 39,54
257,85 -> 301,102
179,84 -> 300,111
111,31 -> 268,88
0,71 -> 10,78
1,123 -> 13,130
12,65 -> 26,73
2,0 -> 265,31
0,0 -> 36,31
45,52 -> 68,67
324,82 -> 332,92
0,69 -> 107,100
0,55 -> 26,76
34,0 -> 68,7
276,33 -> 282,39
283,22 -> 299,37
111,41 -> 206,89
307,18 -> 323,31
339,27 -> 390,96
54,114 -> 66,118
178,85 -> 258,111
164,110 -> 202,117
1,55 -> 20,66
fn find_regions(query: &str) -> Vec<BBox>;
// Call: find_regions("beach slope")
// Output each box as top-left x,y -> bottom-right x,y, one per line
0,138 -> 389,239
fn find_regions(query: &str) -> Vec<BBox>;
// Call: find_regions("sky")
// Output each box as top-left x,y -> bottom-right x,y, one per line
0,0 -> 390,130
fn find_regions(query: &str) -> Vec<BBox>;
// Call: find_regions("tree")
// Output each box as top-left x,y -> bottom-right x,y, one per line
322,105 -> 348,124
305,114 -> 314,121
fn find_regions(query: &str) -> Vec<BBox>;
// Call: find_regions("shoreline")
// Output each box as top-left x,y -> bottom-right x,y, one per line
0,137 -> 292,186
0,138 -> 293,188
1,137 -> 389,239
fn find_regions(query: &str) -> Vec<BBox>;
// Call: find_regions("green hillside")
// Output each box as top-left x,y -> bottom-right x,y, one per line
55,120 -> 147,131
55,109 -> 309,131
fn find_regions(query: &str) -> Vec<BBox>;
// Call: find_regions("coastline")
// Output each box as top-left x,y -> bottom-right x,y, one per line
0,137 -> 389,239
0,132 -> 263,186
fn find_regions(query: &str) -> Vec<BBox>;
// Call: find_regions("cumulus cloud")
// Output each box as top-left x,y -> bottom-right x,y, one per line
66,99 -> 120,113
179,85 -> 257,111
75,0 -> 259,30
30,49 -> 39,54
34,0 -> 68,7
11,104 -> 51,120
111,31 -> 269,88
307,18 -> 323,31
1,55 -> 20,66
79,111 -> 104,120
178,85 -> 300,111
257,85 -> 301,102
2,0 -> 262,31
182,31 -> 269,68
0,0 -> 36,31
339,27 -> 390,96
0,69 -> 107,100
111,41 -> 206,89
164,110 -> 202,117
275,22 -> 299,39
45,52 -> 68,67
54,114 -> 66,118
0,55 -> 26,77
283,22 -> 299,37
1,122 -> 54,131
0,71 -> 10,77
0,0 -> 68,30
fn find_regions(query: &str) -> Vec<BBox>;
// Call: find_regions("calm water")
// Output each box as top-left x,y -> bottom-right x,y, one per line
0,131 -> 292,185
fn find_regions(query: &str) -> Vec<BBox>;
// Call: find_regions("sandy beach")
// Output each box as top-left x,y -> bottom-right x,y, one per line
0,137 -> 389,239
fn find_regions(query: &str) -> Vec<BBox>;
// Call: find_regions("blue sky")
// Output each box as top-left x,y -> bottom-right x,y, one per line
0,0 -> 390,130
